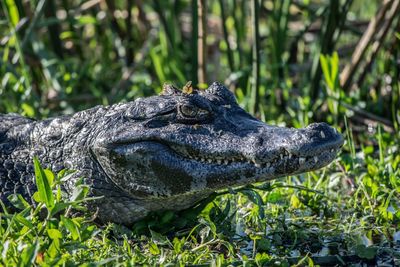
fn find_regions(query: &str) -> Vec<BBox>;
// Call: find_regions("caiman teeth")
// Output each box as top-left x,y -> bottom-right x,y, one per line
183,150 -> 327,168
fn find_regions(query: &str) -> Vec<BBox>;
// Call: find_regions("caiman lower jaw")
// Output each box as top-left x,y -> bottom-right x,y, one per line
176,147 -> 342,172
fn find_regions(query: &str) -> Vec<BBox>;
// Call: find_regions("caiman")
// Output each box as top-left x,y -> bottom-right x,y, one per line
0,82 -> 343,224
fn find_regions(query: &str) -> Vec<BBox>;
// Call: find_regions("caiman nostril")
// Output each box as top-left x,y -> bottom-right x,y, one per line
255,136 -> 264,146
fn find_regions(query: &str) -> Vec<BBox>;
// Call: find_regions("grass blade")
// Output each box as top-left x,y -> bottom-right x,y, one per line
218,0 -> 235,72
33,156 -> 54,209
250,0 -> 260,114
197,0 -> 207,85
191,0 -> 199,85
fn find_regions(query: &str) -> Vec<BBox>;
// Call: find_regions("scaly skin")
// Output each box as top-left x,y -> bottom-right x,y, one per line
0,82 -> 344,224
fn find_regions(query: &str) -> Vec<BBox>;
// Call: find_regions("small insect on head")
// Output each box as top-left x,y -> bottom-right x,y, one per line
182,81 -> 193,95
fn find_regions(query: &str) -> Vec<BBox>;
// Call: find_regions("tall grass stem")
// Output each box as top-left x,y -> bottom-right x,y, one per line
250,0 -> 260,114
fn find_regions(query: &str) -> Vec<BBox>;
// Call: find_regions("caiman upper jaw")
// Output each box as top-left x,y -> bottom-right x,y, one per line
285,122 -> 344,157
179,122 -> 343,157
251,122 -> 343,175
164,122 -> 343,177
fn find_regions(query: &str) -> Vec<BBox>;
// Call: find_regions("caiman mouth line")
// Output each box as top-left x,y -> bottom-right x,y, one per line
176,148 -> 341,168
120,139 -> 342,169
112,136 -> 343,169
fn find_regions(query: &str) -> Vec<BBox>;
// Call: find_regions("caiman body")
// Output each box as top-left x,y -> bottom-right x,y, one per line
0,82 -> 343,224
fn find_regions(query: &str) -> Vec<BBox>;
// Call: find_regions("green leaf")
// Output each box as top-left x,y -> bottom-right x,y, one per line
364,146 -> 374,154
320,54 -> 333,90
70,185 -> 89,202
255,252 -> 272,265
50,202 -> 71,217
32,192 -> 41,203
7,194 -> 30,210
47,229 -> 62,240
77,15 -> 97,25
14,214 -> 34,229
355,244 -> 377,260
18,240 -> 40,266
33,156 -> 55,209
367,164 -> 378,176
44,169 -> 55,187
267,191 -> 282,203
150,229 -> 170,246
5,0 -> 20,27
173,237 -> 184,253
331,52 -> 339,86
256,237 -> 271,251
241,189 -> 265,219
150,48 -> 166,83
148,242 -> 160,255
61,215 -> 80,241
290,194 -> 302,208
296,255 -> 314,267
320,52 -> 340,92
47,239 -> 60,259
21,103 -> 35,117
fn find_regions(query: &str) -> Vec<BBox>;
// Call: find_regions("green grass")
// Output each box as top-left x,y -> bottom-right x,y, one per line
1,0 -> 400,265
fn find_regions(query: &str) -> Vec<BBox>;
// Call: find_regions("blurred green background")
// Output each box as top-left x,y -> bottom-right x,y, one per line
1,0 -> 398,135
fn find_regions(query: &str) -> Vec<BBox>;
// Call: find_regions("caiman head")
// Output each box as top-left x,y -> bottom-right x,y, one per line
91,82 -> 343,223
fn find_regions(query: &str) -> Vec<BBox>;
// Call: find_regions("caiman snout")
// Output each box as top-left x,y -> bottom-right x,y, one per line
288,122 -> 344,156
243,122 -> 343,174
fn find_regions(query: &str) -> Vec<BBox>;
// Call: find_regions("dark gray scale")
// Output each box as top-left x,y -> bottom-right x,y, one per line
0,114 -> 36,206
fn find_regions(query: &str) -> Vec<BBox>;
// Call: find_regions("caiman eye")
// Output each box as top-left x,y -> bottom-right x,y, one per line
179,104 -> 198,117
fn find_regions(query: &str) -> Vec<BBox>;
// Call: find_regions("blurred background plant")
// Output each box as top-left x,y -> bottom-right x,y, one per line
1,0 -> 398,130
1,0 -> 400,265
